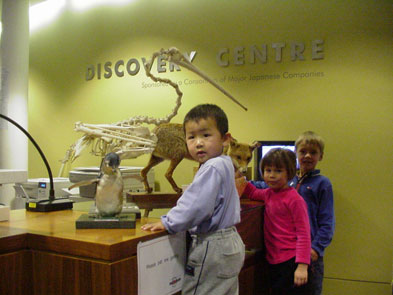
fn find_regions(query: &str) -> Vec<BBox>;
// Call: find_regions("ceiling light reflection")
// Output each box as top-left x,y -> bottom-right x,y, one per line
29,0 -> 66,33
70,0 -> 135,12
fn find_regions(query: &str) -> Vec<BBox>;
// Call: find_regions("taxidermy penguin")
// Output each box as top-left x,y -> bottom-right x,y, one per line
69,152 -> 124,217
95,152 -> 124,217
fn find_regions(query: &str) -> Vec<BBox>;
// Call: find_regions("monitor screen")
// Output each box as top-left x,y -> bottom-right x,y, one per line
253,140 -> 296,181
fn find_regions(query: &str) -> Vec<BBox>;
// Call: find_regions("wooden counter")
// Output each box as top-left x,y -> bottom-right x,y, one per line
0,210 -> 167,260
0,200 -> 266,295
0,209 -> 166,295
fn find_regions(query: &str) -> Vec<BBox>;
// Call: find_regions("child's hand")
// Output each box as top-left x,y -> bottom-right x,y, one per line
235,176 -> 248,197
234,170 -> 244,178
294,263 -> 308,286
141,221 -> 165,231
311,248 -> 319,262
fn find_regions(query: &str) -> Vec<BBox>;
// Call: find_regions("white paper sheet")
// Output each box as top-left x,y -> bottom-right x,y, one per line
137,232 -> 186,295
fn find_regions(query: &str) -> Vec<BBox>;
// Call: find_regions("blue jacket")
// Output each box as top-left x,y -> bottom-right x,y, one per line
251,170 -> 335,257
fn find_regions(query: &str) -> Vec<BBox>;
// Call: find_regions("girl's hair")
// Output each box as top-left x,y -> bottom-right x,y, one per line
261,148 -> 297,180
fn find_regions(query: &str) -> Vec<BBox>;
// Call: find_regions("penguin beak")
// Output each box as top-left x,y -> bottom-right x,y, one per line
102,160 -> 116,173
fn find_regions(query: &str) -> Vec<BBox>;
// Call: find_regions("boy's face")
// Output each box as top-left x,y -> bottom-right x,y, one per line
263,165 -> 289,191
185,117 -> 230,164
296,142 -> 323,174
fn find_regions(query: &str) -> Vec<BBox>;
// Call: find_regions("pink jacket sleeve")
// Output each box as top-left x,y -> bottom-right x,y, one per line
243,182 -> 267,203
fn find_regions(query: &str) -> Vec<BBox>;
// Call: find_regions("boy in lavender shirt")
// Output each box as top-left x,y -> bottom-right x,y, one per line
142,104 -> 245,295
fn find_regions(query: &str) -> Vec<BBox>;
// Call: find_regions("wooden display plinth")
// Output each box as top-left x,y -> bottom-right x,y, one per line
126,192 -> 181,217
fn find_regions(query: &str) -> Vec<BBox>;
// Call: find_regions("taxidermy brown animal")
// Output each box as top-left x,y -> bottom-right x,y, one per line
141,123 -> 193,194
141,123 -> 259,193
224,138 -> 261,175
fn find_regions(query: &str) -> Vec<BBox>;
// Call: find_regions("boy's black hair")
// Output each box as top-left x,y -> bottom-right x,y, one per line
261,148 -> 297,180
183,104 -> 228,136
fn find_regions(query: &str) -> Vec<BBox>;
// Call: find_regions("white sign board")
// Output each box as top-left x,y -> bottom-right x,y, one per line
137,232 -> 186,295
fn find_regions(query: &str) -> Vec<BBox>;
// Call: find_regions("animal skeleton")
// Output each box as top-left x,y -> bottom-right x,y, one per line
59,47 -> 247,179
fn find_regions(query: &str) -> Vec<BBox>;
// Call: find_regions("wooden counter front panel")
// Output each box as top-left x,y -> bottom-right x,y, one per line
237,202 -> 264,251
31,250 -> 137,295
0,250 -> 32,295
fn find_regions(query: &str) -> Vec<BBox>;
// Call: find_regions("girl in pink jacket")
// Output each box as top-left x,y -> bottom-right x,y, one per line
237,148 -> 311,295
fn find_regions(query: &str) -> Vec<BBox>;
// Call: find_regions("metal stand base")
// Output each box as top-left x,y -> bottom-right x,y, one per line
89,202 -> 141,219
76,213 -> 136,229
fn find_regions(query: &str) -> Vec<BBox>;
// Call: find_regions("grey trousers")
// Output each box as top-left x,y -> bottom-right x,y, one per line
182,227 -> 245,295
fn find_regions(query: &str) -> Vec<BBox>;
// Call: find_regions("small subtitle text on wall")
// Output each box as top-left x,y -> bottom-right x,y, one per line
140,71 -> 325,89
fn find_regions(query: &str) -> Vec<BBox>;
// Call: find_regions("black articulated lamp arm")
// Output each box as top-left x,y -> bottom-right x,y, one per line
0,113 -> 73,211
0,113 -> 55,200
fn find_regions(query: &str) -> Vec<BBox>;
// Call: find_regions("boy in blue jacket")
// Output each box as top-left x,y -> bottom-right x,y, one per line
291,131 -> 335,295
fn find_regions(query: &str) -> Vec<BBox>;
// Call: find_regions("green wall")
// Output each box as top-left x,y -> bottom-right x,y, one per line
28,0 -> 392,294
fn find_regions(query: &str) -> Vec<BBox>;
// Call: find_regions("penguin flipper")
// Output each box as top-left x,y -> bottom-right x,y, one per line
69,179 -> 99,190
